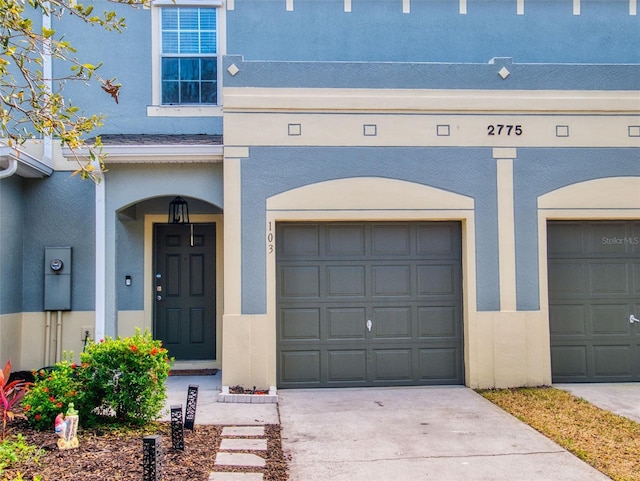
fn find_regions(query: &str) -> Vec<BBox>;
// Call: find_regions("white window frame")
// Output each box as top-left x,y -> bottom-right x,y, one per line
148,0 -> 225,117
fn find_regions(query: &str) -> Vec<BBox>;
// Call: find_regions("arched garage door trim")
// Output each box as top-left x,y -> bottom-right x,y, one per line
266,177 -> 476,387
539,177 -> 640,382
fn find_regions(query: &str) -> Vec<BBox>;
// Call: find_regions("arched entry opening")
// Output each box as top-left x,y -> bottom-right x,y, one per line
116,195 -> 223,367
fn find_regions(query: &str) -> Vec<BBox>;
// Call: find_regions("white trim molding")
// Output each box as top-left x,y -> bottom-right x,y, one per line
94,169 -> 106,341
149,1 -> 226,116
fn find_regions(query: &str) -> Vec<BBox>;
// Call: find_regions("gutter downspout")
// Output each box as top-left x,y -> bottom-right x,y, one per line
0,158 -> 18,179
42,3 -> 53,166
42,3 -> 56,363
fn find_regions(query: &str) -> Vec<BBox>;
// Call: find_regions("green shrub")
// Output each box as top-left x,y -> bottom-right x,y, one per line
77,330 -> 173,424
21,362 -> 84,431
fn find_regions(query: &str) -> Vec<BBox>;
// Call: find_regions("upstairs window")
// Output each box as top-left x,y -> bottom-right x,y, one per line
160,7 -> 217,105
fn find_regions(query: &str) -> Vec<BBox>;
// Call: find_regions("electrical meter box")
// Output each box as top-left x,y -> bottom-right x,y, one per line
44,247 -> 72,311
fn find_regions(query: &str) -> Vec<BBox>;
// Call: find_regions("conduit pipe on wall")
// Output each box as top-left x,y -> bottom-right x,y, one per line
45,311 -> 52,365
56,311 -> 62,363
44,311 -> 64,365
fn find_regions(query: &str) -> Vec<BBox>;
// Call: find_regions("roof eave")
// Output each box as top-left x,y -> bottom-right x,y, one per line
62,144 -> 224,164
0,144 -> 53,178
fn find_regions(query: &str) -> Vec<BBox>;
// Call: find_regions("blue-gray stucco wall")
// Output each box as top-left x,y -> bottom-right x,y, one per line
227,0 -> 640,64
50,1 -> 222,136
223,55 -> 640,91
22,174 -> 95,312
240,146 -> 640,315
514,148 -> 640,310
240,146 -> 500,314
0,176 -> 25,314
116,218 -> 145,312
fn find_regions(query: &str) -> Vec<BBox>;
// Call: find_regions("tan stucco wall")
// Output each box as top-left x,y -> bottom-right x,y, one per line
223,87 -> 640,149
0,313 -> 22,369
221,314 -> 273,388
116,310 -> 146,338
467,310 -> 551,389
20,311 -> 95,369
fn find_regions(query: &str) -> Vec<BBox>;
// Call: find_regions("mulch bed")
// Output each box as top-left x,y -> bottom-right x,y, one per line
3,421 -> 289,481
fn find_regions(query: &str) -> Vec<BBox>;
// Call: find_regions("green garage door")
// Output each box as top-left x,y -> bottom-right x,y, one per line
276,221 -> 463,388
548,221 -> 640,382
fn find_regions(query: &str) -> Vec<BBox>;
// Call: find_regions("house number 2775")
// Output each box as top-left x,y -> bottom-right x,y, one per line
267,222 -> 274,254
487,124 -> 523,136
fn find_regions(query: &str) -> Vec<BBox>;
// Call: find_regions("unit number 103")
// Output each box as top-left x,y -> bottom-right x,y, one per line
487,124 -> 523,136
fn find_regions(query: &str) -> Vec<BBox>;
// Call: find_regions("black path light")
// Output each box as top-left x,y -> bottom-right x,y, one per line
184,385 -> 199,430
142,435 -> 163,481
168,196 -> 190,224
170,405 -> 185,451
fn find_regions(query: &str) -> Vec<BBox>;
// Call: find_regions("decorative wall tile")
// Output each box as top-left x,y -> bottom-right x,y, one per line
363,124 -> 377,136
437,125 -> 450,137
288,123 -> 302,136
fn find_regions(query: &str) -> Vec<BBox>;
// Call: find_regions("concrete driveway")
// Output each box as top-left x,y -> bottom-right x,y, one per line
278,386 -> 610,481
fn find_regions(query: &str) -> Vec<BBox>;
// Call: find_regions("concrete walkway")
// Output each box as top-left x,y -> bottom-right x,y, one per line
278,386 -> 610,481
555,383 -> 640,424
163,374 -> 278,481
161,374 -> 279,426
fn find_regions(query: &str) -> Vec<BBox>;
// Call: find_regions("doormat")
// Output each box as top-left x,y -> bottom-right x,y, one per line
169,369 -> 219,376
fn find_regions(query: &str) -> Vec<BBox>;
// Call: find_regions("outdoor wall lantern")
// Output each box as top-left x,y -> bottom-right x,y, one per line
168,196 -> 190,224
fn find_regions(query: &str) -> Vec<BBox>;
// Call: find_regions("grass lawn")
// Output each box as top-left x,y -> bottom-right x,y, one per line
478,387 -> 640,481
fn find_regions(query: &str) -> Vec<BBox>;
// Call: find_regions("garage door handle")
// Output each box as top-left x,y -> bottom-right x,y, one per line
366,320 -> 372,332
630,315 -> 640,324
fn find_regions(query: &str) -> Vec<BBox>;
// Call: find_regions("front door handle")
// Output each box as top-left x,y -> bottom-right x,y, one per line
366,319 -> 372,332
630,315 -> 640,324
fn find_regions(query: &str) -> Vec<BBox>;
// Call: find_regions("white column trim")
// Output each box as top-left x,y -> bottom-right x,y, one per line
631,0 -> 637,15
517,0 -> 524,15
494,148 -> 517,312
344,0 -> 351,13
459,0 -> 467,14
223,156 -> 244,314
573,0 -> 580,15
94,176 -> 106,341
403,0 -> 410,14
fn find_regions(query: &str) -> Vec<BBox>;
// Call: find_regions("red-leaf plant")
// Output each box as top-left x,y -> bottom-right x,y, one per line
0,359 -> 33,439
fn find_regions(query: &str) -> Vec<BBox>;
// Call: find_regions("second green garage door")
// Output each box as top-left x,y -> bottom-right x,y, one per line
548,221 -> 640,382
276,221 -> 463,388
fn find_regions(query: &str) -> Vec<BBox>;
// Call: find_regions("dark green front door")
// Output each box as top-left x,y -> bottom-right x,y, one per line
154,223 -> 216,360
276,221 -> 463,388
